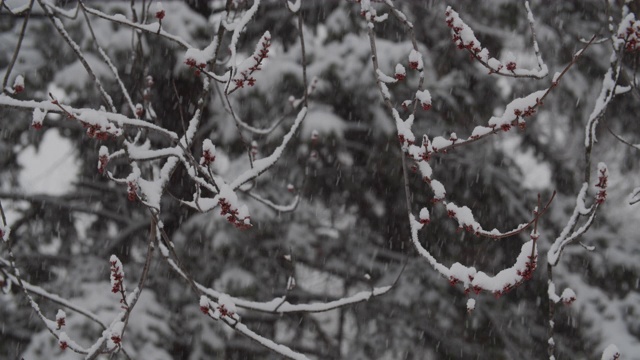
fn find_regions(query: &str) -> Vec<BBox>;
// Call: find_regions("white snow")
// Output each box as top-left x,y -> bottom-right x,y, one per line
31,108 -> 46,128
287,0 -> 300,13
446,203 -> 479,231
560,288 -> 576,303
392,109 -> 415,147
376,69 -> 397,84
431,180 -> 446,200
13,74 -> 24,91
416,89 -> 431,107
488,90 -> 546,128
55,309 -> 66,325
601,344 -> 620,360
466,298 -> 476,311
218,293 -> 237,315
408,49 -> 423,70
109,254 -> 126,293
199,295 -> 210,314
380,82 -> 391,100
203,142 -> 217,159
431,136 -> 452,151
470,126 -> 493,138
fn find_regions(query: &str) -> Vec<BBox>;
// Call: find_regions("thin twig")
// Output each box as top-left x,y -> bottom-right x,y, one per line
81,6 -> 138,117
607,125 -> 640,150
40,0 -> 116,112
1,0 -> 34,94
296,8 -> 308,107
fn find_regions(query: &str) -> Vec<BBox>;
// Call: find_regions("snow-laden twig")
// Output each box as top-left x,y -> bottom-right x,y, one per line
227,31 -> 272,94
152,215 -> 311,360
226,0 -> 261,76
524,1 -> 546,71
180,107 -> 307,217
0,95 -> 178,140
156,226 -> 394,314
547,183 -> 601,266
230,107 -> 307,189
202,293 -> 310,359
445,4 -> 548,78
1,0 -> 33,15
601,344 -> 621,360
584,59 -> 628,183
0,202 -> 90,355
0,258 -> 106,329
408,202 -> 548,297
232,322 -> 310,360
545,8 -> 633,357
375,0 -> 424,115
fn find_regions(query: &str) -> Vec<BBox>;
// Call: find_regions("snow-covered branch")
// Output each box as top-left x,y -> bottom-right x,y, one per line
445,3 -> 548,78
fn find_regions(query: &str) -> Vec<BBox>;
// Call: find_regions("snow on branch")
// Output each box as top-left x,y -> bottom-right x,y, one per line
614,11 -> 640,52
199,282 -> 392,314
226,0 -> 261,69
0,258 -> 106,329
227,31 -> 272,93
180,106 -> 307,222
548,281 -> 576,306
234,322 -> 309,360
409,214 -> 540,298
362,0 -> 599,309
547,159 -> 608,266
156,232 -> 394,314
0,95 -> 178,140
230,107 -> 307,189
204,294 -> 310,360
153,216 -> 387,360
410,37 -> 596,155
544,8 -> 637,356
445,4 -> 548,78
395,100 -> 557,240
585,66 -> 626,149
601,344 -> 621,360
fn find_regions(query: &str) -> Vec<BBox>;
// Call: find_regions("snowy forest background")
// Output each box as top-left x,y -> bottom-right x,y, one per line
1,0 -> 639,359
